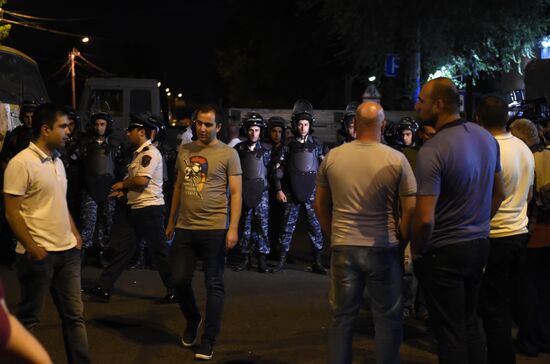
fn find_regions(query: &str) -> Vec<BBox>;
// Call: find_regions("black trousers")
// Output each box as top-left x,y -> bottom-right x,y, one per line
478,234 -> 527,364
414,238 -> 490,364
170,229 -> 226,346
98,204 -> 173,292
517,246 -> 550,353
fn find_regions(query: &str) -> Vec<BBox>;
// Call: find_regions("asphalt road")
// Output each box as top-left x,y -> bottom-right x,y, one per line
1,260 -> 548,364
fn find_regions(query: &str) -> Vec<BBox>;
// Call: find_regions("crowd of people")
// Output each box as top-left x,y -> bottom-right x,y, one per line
0,76 -> 549,364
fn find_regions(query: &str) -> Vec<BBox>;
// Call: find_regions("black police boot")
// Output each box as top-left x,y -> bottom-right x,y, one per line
84,286 -> 111,303
129,246 -> 146,269
257,254 -> 271,273
272,252 -> 287,273
311,251 -> 328,275
158,289 -> 178,304
233,254 -> 250,272
97,249 -> 108,269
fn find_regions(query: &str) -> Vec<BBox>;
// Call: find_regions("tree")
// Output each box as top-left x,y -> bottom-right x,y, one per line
0,1 -> 12,42
306,0 -> 550,107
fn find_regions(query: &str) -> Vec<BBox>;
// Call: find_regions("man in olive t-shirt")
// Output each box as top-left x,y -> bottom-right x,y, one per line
166,105 -> 242,361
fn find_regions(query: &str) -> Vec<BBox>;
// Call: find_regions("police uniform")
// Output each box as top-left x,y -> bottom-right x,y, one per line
234,136 -> 272,273
87,116 -> 174,303
335,102 -> 359,147
79,134 -> 121,261
0,101 -> 38,167
273,101 -> 327,274
59,106 -> 83,225
265,116 -> 287,254
132,116 -> 177,269
0,125 -> 33,165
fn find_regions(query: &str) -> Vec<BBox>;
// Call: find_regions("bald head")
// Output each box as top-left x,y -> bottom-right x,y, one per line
355,101 -> 385,129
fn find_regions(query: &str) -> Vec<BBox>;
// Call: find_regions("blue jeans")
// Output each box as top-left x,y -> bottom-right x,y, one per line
16,248 -> 91,364
170,229 -> 226,346
329,245 -> 403,364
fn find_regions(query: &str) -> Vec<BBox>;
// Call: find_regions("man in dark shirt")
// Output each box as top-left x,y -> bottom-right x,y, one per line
411,77 -> 505,364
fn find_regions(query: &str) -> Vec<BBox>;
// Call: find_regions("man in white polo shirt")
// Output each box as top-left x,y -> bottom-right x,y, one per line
3,103 -> 90,364
476,95 -> 535,364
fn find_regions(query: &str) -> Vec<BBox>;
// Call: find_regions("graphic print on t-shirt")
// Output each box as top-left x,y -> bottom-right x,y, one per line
183,155 -> 208,198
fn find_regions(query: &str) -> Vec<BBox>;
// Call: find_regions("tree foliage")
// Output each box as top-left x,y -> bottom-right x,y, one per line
308,0 -> 550,83
0,0 -> 11,42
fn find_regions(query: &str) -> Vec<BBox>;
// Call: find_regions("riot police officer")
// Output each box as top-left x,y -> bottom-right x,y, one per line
336,101 -> 359,146
266,116 -> 286,156
273,99 -> 327,274
266,116 -> 287,253
396,117 -> 420,170
79,111 -> 122,267
60,106 -> 83,226
0,100 -> 38,170
234,112 -> 272,273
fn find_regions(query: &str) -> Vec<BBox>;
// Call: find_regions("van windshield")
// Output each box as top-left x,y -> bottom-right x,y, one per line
0,51 -> 49,104
89,90 -> 123,116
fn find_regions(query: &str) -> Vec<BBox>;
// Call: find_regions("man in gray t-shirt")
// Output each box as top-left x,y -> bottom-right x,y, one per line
315,101 -> 416,364
166,105 -> 242,361
175,141 -> 242,230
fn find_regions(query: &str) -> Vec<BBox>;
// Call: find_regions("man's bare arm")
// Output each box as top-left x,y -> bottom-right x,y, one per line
4,194 -> 47,260
314,185 -> 332,239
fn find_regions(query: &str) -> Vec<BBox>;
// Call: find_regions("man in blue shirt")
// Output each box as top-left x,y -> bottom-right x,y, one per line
411,77 -> 505,364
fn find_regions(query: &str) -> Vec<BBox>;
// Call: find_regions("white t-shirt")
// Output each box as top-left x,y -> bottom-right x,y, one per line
126,140 -> 165,209
227,138 -> 242,148
317,141 -> 417,247
177,128 -> 193,149
3,143 -> 77,253
490,133 -> 535,238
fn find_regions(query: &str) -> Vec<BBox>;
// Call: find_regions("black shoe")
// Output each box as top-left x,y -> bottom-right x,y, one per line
311,251 -> 328,275
84,286 -> 111,303
515,339 -> 539,357
98,250 -> 108,269
272,252 -> 287,273
158,290 -> 178,304
257,254 -> 271,273
194,341 -> 213,360
233,254 -> 250,272
181,318 -> 202,347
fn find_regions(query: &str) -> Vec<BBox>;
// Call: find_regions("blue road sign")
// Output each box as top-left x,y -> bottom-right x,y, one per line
385,54 -> 400,77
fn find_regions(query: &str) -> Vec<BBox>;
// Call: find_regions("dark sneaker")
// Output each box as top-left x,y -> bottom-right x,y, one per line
181,318 -> 202,348
158,290 -> 178,304
194,341 -> 213,361
84,286 -> 111,303
514,339 -> 539,357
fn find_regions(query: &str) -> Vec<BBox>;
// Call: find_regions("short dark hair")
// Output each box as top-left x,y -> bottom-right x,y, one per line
476,95 -> 508,129
32,103 -> 67,138
195,104 -> 222,125
131,126 -> 153,139
430,77 -> 460,113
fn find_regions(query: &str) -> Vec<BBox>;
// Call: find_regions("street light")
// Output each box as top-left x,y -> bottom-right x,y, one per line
368,75 -> 376,82
157,81 -> 161,87
82,37 -> 90,43
165,88 -> 170,93
167,92 -> 171,96
177,93 -> 183,98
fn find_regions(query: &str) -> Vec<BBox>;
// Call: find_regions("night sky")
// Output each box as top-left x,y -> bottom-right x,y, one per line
4,1 -> 232,106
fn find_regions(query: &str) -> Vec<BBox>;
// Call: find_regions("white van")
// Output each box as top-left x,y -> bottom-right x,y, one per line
78,78 -> 161,140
